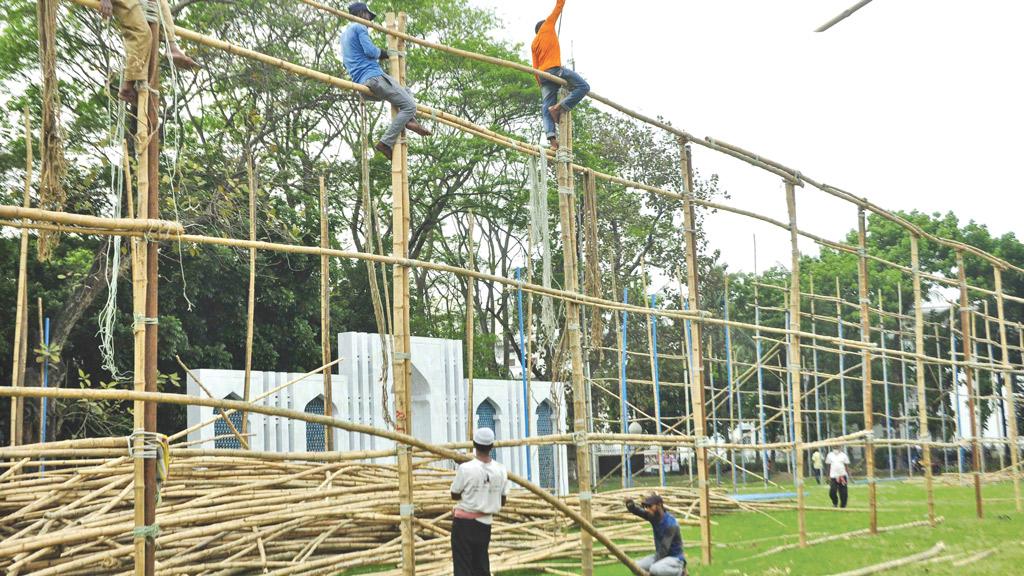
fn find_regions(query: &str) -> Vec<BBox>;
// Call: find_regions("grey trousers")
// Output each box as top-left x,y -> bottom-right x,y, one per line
365,73 -> 417,148
637,554 -> 686,576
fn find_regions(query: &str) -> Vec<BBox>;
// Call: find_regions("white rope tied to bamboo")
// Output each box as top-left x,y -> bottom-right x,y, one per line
528,151 -> 556,344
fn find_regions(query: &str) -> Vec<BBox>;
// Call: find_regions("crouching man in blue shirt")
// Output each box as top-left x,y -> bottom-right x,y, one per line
625,493 -> 688,576
340,2 -> 432,161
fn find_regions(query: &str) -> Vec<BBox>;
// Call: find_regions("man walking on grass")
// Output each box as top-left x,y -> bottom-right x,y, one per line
827,445 -> 851,508
625,493 -> 688,576
532,0 -> 590,150
339,2 -> 432,161
450,427 -> 509,576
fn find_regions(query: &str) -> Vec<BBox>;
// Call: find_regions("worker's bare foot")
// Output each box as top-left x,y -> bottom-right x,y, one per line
548,103 -> 563,124
118,81 -> 138,103
406,120 -> 432,137
169,47 -> 200,71
547,136 -> 559,151
374,141 -> 393,160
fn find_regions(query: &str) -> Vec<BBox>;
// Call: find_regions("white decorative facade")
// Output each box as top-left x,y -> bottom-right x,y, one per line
186,332 -> 569,494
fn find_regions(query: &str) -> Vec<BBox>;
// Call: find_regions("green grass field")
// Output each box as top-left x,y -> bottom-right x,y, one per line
587,480 -> 1022,576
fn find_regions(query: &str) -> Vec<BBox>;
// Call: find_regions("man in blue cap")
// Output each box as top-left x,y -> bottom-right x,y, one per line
339,2 -> 432,160
450,427 -> 509,576
625,493 -> 688,576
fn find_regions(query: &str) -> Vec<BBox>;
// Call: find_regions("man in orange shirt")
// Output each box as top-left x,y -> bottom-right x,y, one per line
532,0 -> 590,150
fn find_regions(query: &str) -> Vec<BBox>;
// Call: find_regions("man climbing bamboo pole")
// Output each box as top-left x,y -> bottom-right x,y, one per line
92,0 -> 197,102
531,0 -> 590,151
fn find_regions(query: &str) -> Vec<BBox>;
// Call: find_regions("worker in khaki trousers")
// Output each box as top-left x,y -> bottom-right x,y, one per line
95,0 -> 198,102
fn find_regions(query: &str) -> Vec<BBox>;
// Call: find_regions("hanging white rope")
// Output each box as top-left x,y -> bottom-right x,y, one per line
528,151 -> 556,344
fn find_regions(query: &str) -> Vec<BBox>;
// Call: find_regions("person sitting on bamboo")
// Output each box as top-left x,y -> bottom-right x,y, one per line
95,0 -> 199,102
531,0 -> 590,150
624,493 -> 688,576
339,2 -> 432,161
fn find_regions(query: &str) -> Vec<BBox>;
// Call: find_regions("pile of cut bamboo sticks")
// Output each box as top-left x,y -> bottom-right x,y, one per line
0,443 -> 758,575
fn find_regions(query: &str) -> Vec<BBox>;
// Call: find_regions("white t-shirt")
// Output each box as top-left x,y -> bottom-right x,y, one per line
825,451 -> 850,479
450,457 -> 510,525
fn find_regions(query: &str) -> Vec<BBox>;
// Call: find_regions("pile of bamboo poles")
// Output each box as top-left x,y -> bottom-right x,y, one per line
0,446 -> 756,575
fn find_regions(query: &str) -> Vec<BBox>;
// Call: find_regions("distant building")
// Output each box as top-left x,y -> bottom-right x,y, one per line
186,332 -> 569,495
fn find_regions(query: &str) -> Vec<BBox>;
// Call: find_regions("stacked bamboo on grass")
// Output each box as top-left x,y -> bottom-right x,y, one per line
0,447 -> 754,575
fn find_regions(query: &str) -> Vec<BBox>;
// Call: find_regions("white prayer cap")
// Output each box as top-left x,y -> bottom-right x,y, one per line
473,427 -> 495,446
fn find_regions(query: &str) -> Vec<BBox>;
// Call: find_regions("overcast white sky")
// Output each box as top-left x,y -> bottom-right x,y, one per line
470,0 -> 1023,274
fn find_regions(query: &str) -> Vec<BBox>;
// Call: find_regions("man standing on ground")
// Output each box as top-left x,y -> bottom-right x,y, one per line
624,493 -> 687,576
826,445 -> 851,508
811,449 -> 823,485
339,2 -> 432,160
450,427 -> 509,576
531,0 -> 590,150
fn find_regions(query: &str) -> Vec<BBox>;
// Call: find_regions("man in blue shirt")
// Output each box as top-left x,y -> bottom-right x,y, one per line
625,493 -> 688,576
339,2 -> 431,160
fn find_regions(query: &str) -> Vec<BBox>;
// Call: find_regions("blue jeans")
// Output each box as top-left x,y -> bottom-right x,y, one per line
540,66 -> 590,139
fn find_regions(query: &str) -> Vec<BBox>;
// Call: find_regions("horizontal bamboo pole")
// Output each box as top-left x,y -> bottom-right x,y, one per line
0,205 -> 182,235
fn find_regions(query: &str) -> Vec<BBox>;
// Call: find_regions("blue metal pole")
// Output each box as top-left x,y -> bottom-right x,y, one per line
837,281 -> 849,438
41,317 -> 50,475
620,288 -> 631,488
515,268 -> 531,482
650,294 -> 665,487
723,288 -> 739,491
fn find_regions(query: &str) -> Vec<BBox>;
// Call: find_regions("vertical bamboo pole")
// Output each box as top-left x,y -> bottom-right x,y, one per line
387,13 -> 415,576
130,79 -> 151,576
142,12 -> 161,572
809,277 -> 822,448
994,266 -> 1022,511
723,275 -> 741,489
878,291 -> 895,478
911,235 -> 936,525
465,213 -> 476,442
934,323 -> 950,471
971,309 -> 986,475
680,140 -> 713,565
9,110 -> 32,447
785,181 -> 807,547
242,154 -> 256,439
554,107 -> 594,575
837,277 -> 849,438
856,208 -> 878,534
320,175 -> 334,451
898,285 -> 913,475
956,251 -> 984,518
982,300 -> 1005,473
951,306 -> 965,480
707,337 -> 721,486
619,288 -> 629,489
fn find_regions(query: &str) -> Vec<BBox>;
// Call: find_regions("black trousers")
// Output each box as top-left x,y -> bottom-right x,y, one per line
451,517 -> 492,576
829,477 -> 849,508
